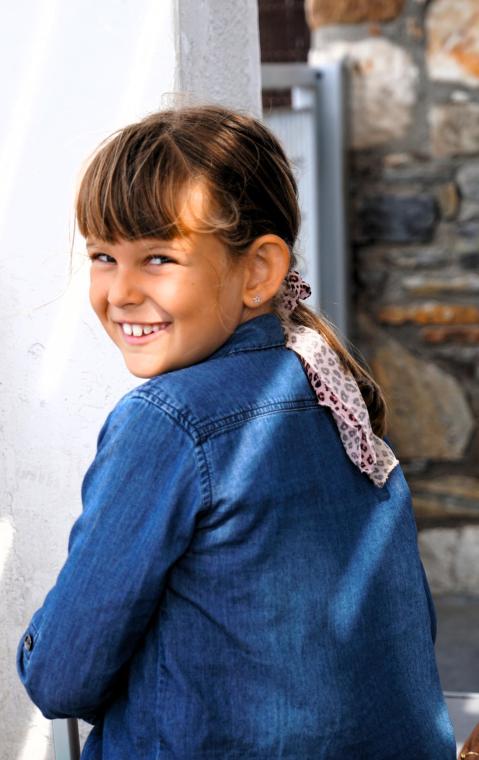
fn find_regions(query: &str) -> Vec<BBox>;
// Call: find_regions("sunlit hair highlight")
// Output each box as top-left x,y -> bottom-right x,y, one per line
76,106 -> 297,248
76,104 -> 388,437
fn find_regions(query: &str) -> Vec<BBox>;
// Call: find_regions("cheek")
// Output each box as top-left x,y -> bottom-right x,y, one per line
88,283 -> 98,312
165,277 -> 206,318
89,276 -> 106,317
218,273 -> 243,312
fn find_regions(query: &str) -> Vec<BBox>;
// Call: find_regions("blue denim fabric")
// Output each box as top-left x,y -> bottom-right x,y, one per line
17,313 -> 456,759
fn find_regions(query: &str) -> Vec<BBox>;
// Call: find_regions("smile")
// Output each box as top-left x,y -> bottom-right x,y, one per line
118,322 -> 171,344
121,322 -> 169,337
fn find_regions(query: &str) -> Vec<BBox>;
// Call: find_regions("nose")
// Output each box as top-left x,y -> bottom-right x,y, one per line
107,266 -> 144,308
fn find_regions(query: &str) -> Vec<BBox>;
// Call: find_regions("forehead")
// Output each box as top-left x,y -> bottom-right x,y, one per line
177,182 -> 211,229
85,181 -> 213,246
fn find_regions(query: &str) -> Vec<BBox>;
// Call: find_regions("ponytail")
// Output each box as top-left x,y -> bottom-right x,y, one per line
286,302 -> 387,437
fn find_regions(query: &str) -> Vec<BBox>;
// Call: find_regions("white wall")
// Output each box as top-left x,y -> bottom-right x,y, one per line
1,2 -> 261,757
177,0 -> 262,112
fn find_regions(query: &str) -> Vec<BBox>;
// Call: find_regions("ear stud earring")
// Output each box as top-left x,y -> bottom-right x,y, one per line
252,295 -> 262,305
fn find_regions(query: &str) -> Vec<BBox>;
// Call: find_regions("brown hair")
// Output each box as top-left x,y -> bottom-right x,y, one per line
76,104 -> 387,436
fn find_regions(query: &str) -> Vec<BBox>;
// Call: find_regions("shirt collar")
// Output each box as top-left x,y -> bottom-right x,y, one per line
208,313 -> 286,361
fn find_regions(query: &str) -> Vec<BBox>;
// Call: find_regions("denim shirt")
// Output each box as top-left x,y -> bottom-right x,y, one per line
17,312 -> 456,759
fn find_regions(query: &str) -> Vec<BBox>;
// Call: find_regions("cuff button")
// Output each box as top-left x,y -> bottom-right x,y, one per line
24,634 -> 33,651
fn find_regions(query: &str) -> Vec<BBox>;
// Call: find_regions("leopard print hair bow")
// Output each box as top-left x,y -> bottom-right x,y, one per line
276,270 -> 399,487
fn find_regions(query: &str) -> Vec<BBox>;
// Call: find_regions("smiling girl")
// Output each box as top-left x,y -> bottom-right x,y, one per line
17,105 -> 456,759
86,219 -> 260,378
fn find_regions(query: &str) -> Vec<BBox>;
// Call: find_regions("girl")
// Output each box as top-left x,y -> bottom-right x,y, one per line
17,105 -> 456,759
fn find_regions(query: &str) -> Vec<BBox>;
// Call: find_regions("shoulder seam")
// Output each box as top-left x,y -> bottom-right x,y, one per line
129,389 -> 200,440
125,392 -> 213,510
211,341 -> 286,359
198,398 -> 320,440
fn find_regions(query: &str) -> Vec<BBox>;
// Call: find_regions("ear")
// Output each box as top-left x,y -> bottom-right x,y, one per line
241,234 -> 290,314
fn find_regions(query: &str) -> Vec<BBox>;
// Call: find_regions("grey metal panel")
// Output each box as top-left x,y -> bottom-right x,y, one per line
52,718 -> 80,760
313,60 -> 350,337
261,63 -> 316,88
261,61 -> 349,337
263,105 -> 319,312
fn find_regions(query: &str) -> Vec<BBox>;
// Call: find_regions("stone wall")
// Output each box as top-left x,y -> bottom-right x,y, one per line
308,0 -> 479,592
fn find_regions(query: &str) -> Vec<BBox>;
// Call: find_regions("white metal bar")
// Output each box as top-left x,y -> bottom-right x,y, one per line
313,59 -> 349,337
52,718 -> 80,760
261,63 -> 316,89
261,61 -> 349,337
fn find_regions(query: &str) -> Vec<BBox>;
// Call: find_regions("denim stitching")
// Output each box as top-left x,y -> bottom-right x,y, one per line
197,400 -> 323,441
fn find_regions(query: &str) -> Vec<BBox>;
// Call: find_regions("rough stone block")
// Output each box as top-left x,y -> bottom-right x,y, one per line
359,319 -> 475,460
309,39 -> 418,149
411,475 -> 479,525
419,527 -> 479,595
406,16 -> 424,41
461,251 -> 479,269
356,267 -> 389,292
427,0 -> 479,87
430,103 -> 479,157
430,342 -> 479,370
402,273 -> 479,296
458,220 -> 479,240
384,246 -> 449,269
382,154 -> 455,184
356,194 -> 437,243
421,326 -> 479,343
305,0 -> 405,28
418,530 -> 456,593
457,161 -> 479,201
377,303 -> 479,325
459,201 -> 479,223
454,236 -> 479,256
436,182 -> 459,219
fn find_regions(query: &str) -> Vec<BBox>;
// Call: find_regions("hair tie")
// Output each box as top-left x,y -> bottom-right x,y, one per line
277,270 -> 399,488
276,269 -> 312,318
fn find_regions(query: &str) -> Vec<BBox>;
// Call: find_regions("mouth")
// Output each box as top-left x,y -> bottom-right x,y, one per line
116,321 -> 172,345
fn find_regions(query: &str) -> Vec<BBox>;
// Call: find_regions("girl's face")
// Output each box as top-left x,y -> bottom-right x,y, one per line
87,231 -> 250,378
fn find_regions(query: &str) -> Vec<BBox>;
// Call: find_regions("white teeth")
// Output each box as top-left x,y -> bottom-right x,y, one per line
121,322 -> 166,337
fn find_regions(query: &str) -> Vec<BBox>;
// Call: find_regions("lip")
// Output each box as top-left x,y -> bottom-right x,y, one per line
115,321 -> 172,346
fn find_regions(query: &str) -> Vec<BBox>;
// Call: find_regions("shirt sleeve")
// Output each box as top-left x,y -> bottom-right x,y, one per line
16,393 -> 206,722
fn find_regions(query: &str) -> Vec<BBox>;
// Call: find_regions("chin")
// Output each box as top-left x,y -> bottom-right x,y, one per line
122,359 -> 163,379
130,369 -> 158,379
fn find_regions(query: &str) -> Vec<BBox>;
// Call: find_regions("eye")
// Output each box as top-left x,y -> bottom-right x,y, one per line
89,252 -> 116,264
146,255 -> 174,266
